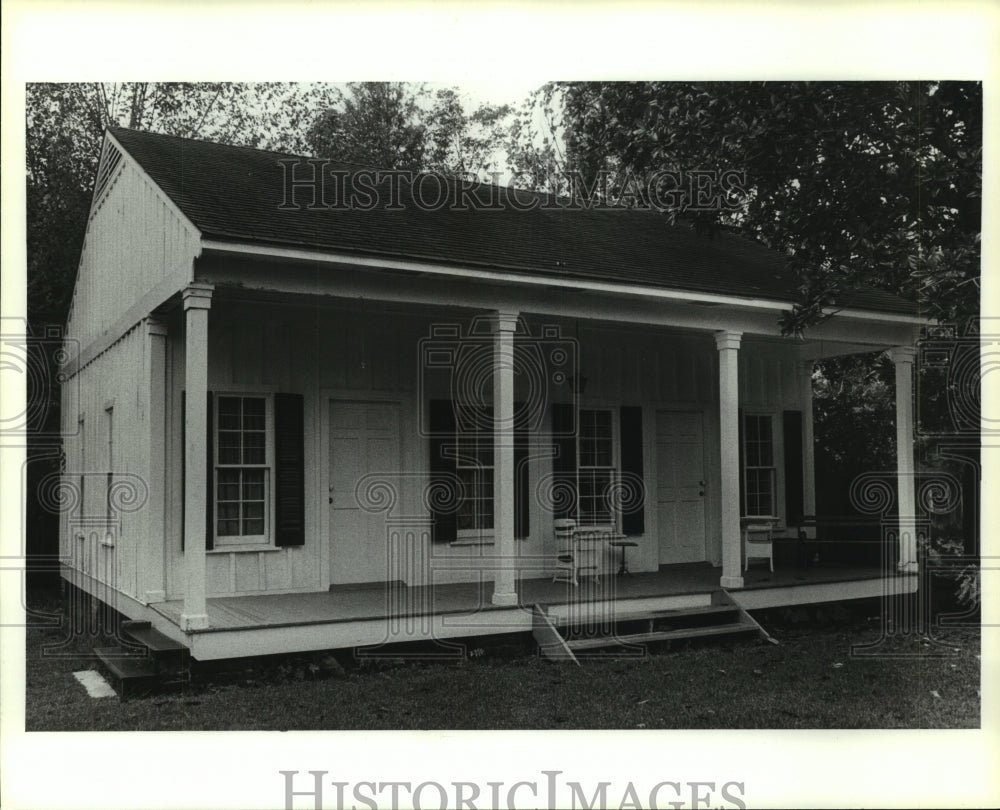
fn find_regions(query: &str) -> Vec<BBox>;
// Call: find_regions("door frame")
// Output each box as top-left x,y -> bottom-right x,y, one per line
320,390 -> 405,588
653,405 -> 711,567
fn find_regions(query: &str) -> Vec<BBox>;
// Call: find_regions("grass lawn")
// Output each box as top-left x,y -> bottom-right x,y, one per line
24,594 -> 980,731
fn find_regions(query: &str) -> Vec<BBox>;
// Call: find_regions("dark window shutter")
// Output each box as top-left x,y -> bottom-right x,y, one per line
783,410 -> 804,524
738,408 -> 745,515
429,399 -> 457,543
205,391 -> 214,550
551,402 -> 576,520
180,391 -> 185,551
274,393 -> 305,547
514,403 -> 529,539
620,406 -> 644,535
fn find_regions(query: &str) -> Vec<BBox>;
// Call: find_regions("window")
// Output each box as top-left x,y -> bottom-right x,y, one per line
215,395 -> 271,543
743,413 -> 776,516
455,407 -> 493,535
428,398 -> 529,544
577,408 -> 616,526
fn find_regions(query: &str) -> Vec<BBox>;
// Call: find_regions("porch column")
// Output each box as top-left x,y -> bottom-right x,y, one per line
491,310 -> 519,606
142,316 -> 168,603
716,330 -> 743,589
799,360 -> 817,521
181,283 -> 213,630
891,345 -> 918,573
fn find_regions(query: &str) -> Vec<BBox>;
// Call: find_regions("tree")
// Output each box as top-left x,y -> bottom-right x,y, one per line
423,87 -> 511,178
305,82 -> 511,176
26,82 -> 327,331
513,81 -> 981,334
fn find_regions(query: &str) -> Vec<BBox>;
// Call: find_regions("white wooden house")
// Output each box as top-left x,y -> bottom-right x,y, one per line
60,127 -> 925,662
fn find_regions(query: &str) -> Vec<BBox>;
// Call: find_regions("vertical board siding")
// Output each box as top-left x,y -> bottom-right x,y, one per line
66,159 -> 198,350
156,305 -> 811,597
60,326 -> 148,599
164,304 -> 433,598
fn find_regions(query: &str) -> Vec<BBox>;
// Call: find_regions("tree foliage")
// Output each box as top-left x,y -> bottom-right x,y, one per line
511,81 -> 981,334
305,82 -> 511,177
25,82 -> 330,330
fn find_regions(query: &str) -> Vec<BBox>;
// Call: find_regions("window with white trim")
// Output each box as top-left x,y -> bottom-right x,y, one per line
577,408 -> 617,526
742,413 -> 776,517
215,395 -> 271,544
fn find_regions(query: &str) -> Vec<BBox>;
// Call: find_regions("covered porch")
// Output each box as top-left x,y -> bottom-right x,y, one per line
166,273 -> 923,623
149,560 -> 918,660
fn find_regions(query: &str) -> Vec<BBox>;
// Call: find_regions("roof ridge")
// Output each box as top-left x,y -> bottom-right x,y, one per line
107,125 -> 370,171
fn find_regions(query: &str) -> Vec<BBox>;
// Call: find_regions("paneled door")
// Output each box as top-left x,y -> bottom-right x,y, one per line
328,400 -> 401,585
656,410 -> 707,565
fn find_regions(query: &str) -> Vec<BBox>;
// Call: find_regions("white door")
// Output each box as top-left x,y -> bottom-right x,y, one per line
656,410 -> 707,565
328,400 -> 400,585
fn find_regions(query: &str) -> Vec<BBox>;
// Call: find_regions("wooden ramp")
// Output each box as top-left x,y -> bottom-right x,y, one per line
533,590 -> 775,662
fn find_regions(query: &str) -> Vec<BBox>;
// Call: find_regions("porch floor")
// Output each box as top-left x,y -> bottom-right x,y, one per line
153,562 -> 898,634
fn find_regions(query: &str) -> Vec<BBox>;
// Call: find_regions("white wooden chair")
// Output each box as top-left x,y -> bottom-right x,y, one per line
743,518 -> 776,572
552,519 -> 579,585
552,519 -> 603,586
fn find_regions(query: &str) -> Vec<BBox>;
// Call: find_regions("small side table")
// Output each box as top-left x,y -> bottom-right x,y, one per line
609,538 -> 639,576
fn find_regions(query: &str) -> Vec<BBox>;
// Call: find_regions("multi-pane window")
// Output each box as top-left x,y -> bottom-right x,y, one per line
216,396 -> 269,540
743,414 -> 776,516
578,409 -> 616,525
456,409 -> 494,533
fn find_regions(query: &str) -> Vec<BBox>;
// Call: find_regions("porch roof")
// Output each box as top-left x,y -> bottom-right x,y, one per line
109,126 -> 917,317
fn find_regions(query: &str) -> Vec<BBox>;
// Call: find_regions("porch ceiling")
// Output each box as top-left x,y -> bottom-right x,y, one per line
197,252 -> 920,346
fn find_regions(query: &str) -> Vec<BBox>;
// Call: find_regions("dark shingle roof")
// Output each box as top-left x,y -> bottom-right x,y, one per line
109,127 -> 918,315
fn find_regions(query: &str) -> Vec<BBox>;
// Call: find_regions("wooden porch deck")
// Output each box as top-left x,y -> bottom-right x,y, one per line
153,561 -> 910,634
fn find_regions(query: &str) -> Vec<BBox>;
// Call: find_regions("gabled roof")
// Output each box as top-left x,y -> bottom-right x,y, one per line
108,126 -> 918,316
